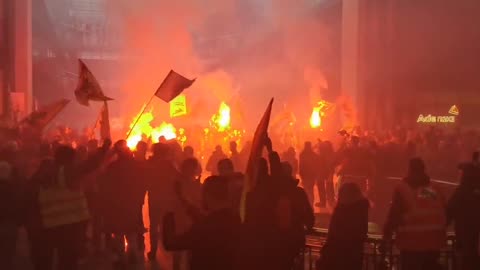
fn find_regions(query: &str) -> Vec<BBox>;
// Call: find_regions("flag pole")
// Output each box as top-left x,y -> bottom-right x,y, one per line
126,94 -> 155,139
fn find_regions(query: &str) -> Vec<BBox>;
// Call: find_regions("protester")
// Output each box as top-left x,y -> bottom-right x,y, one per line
229,141 -> 243,173
383,158 -> 447,270
0,161 -> 22,269
218,158 -> 244,211
317,182 -> 369,270
170,157 -> 203,269
447,151 -> 480,270
163,176 -> 242,270
100,140 -> 145,268
30,140 -> 109,270
146,143 -> 179,261
282,146 -> 299,177
206,145 -> 228,175
299,141 -> 320,206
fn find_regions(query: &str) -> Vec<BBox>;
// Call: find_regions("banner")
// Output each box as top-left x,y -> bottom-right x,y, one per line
94,101 -> 111,140
75,59 -> 113,106
169,94 -> 187,118
240,98 -> 274,221
155,70 -> 195,102
21,99 -> 70,131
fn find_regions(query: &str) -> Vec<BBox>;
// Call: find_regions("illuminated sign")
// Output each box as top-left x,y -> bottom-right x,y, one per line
448,105 -> 459,116
170,95 -> 187,118
417,105 -> 459,124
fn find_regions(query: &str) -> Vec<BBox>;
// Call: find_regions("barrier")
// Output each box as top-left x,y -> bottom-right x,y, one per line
300,228 -> 456,270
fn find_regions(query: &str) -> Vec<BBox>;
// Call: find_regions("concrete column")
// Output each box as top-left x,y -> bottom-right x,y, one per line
13,0 -> 32,116
341,0 -> 360,126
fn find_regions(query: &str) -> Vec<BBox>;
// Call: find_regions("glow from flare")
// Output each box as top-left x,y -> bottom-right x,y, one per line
310,107 -> 321,128
126,105 -> 178,149
211,102 -> 231,132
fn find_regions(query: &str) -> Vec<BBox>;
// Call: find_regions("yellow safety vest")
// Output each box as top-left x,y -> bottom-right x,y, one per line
38,167 -> 90,228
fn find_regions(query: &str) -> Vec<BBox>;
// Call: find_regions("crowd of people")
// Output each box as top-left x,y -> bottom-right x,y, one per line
0,125 -> 479,270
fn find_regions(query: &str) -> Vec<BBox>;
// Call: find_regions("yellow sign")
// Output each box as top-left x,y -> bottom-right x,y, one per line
169,95 -> 187,118
448,105 -> 459,116
417,114 -> 455,123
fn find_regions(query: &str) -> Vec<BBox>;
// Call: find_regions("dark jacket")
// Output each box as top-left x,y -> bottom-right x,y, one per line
447,163 -> 480,251
320,198 -> 369,270
163,209 -> 241,270
100,157 -> 146,234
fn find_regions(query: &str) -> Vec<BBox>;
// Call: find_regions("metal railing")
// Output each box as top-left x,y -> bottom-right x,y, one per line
299,228 -> 456,270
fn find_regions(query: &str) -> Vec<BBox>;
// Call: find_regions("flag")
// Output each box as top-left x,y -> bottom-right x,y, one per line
169,95 -> 187,118
94,101 -> 111,140
75,59 -> 113,106
155,70 -> 195,102
21,99 -> 70,131
240,98 -> 274,221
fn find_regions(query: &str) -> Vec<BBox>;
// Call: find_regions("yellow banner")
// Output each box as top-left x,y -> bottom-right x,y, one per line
170,95 -> 187,118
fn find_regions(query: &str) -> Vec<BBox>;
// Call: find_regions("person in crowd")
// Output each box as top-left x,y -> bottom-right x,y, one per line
30,140 -> 110,270
163,176 -> 242,270
169,158 -> 203,269
244,137 -> 313,270
182,145 -> 195,160
299,141 -> 320,207
383,158 -> 447,270
317,141 -> 336,208
133,141 -> 149,251
145,143 -> 179,261
229,141 -> 243,173
182,145 -> 202,178
206,145 -> 228,175
100,140 -> 145,268
447,151 -> 480,270
0,161 -> 22,269
317,182 -> 369,270
218,158 -> 244,211
279,161 -> 315,262
336,136 -> 374,197
282,147 -> 299,177
134,141 -> 148,162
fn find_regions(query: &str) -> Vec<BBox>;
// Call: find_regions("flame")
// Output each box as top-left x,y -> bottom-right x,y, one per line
310,107 -> 322,128
126,106 -> 179,149
210,102 -> 231,132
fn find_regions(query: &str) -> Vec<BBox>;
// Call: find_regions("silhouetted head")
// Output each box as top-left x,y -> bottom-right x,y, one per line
218,158 -> 234,176
230,141 -> 238,153
152,143 -> 171,159
54,145 -> 76,166
183,146 -> 194,158
135,141 -> 148,159
215,145 -> 223,152
114,140 -> 131,159
304,141 -> 312,151
202,176 -> 230,211
406,157 -> 430,187
87,139 -> 98,154
281,161 -> 294,177
180,158 -> 199,178
338,182 -> 364,205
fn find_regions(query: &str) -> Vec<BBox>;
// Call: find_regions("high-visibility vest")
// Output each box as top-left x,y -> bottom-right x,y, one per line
38,167 -> 90,228
395,182 -> 446,251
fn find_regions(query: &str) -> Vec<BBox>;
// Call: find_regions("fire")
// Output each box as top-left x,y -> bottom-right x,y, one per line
310,107 -> 322,128
211,102 -> 231,132
126,106 -> 179,150
310,100 -> 330,129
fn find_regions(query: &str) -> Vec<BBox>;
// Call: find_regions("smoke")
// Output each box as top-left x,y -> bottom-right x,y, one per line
103,0 -> 334,131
